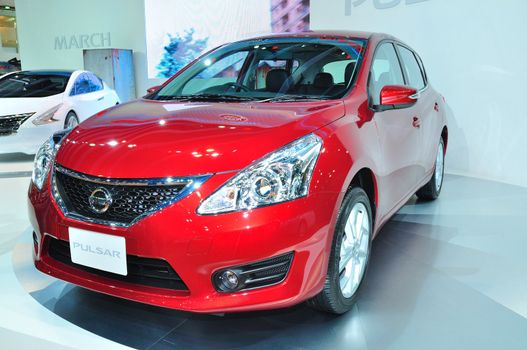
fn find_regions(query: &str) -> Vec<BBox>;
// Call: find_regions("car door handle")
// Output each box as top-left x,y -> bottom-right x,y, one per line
412,116 -> 421,128
434,102 -> 440,112
97,96 -> 105,101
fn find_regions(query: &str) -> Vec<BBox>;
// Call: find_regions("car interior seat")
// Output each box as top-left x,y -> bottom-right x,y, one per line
266,69 -> 291,93
308,72 -> 335,96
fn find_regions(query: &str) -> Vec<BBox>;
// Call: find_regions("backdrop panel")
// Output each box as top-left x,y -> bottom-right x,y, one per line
311,0 -> 527,187
145,0 -> 310,79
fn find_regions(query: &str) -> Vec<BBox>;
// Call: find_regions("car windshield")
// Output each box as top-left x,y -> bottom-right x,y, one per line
147,37 -> 367,102
0,72 -> 70,98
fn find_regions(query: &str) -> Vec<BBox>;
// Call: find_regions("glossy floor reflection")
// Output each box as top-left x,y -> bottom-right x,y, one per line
3,174 -> 527,349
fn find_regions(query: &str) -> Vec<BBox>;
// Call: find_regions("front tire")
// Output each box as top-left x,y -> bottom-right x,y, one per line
64,111 -> 79,129
307,187 -> 373,314
416,138 -> 445,200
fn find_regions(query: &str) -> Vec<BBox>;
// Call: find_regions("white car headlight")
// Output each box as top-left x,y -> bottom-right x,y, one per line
32,104 -> 63,126
197,134 -> 323,215
31,130 -> 69,190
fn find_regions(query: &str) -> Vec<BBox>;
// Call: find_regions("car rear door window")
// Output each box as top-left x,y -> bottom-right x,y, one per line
369,43 -> 405,105
397,45 -> 426,91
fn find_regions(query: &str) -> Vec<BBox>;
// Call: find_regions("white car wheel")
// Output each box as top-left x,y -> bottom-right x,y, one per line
64,112 -> 79,129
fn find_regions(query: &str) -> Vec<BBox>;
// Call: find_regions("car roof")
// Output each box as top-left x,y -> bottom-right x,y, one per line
17,70 -> 75,77
243,30 -> 393,42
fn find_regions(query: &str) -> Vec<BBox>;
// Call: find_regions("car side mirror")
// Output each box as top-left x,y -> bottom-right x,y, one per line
146,85 -> 161,94
377,85 -> 418,111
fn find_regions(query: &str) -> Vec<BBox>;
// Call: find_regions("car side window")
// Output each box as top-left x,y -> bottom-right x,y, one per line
71,73 -> 91,96
415,53 -> 428,85
397,45 -> 426,91
86,73 -> 104,92
369,43 -> 405,105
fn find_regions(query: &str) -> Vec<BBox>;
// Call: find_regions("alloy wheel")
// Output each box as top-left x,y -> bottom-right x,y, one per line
435,141 -> 444,192
339,202 -> 370,298
66,115 -> 79,129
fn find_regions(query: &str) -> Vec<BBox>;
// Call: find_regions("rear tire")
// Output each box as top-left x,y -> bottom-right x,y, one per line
416,138 -> 445,200
307,187 -> 373,314
64,111 -> 79,129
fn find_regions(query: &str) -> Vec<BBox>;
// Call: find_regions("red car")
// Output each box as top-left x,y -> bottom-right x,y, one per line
29,31 -> 447,314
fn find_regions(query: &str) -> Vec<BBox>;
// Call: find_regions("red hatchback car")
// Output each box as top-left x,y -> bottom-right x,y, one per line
29,31 -> 447,314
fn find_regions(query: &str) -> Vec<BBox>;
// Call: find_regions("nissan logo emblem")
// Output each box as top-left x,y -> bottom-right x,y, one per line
88,187 -> 113,214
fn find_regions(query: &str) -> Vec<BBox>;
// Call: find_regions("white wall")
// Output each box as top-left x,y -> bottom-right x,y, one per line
0,47 -> 18,61
312,0 -> 527,188
15,0 -> 154,97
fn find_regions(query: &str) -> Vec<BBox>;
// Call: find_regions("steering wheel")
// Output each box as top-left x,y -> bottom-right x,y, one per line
224,82 -> 251,92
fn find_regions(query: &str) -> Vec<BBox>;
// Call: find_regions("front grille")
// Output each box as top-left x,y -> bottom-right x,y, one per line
0,113 -> 34,135
52,165 -> 209,227
47,237 -> 188,291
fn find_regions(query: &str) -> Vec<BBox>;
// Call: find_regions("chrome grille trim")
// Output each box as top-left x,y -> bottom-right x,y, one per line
0,113 -> 35,135
51,164 -> 211,228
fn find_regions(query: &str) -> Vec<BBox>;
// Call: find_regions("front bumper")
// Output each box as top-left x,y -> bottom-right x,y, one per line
29,171 -> 340,313
0,123 -> 60,155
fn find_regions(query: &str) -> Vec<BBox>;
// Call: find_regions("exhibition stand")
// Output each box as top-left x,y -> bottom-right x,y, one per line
1,0 -> 526,349
1,173 -> 527,349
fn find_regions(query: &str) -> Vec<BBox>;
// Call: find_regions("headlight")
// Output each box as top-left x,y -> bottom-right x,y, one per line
31,129 -> 69,190
32,104 -> 63,126
197,134 -> 323,214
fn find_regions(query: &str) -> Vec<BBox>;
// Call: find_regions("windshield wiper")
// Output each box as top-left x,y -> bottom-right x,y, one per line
156,94 -> 260,102
257,95 -> 331,103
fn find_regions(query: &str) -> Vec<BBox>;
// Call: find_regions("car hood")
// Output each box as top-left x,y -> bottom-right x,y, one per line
0,94 -> 64,116
55,99 -> 345,178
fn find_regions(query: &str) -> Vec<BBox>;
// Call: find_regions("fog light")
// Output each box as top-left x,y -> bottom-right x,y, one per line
219,270 -> 240,291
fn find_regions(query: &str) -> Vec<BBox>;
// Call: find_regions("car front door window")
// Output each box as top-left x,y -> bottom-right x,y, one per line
71,74 -> 91,96
369,43 -> 405,105
86,73 -> 104,92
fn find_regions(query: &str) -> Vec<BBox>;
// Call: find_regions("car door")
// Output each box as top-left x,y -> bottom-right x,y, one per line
396,44 -> 436,183
369,42 -> 421,213
85,72 -> 111,111
69,73 -> 105,121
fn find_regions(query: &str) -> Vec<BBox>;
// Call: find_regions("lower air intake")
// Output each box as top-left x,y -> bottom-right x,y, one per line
213,252 -> 294,292
46,237 -> 188,291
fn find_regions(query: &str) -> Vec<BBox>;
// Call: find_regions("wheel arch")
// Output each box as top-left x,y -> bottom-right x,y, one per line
346,167 -> 378,224
441,125 -> 448,152
64,109 -> 79,127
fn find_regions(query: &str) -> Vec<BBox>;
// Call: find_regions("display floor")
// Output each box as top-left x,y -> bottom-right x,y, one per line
1,169 -> 527,349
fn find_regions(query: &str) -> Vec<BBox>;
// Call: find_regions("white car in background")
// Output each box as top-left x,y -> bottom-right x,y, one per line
0,70 -> 120,155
